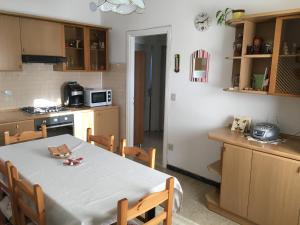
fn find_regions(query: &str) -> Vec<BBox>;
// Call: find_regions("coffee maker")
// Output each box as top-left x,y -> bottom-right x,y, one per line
63,81 -> 84,107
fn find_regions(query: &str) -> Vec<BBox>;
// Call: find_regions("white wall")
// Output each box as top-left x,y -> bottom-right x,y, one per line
0,0 -> 102,25
102,0 -> 300,181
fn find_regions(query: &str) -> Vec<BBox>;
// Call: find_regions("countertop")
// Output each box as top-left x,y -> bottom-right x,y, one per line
209,128 -> 300,161
0,106 -> 119,124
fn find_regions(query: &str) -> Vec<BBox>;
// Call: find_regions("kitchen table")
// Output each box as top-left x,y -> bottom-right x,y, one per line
0,135 -> 183,225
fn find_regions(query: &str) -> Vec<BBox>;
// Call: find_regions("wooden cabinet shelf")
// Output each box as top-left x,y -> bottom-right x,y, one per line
223,88 -> 268,95
226,56 -> 242,60
244,54 -> 272,58
207,160 -> 222,176
205,188 -> 220,207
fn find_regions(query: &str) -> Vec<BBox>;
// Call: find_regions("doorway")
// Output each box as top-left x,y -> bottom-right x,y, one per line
134,35 -> 167,166
126,26 -> 171,167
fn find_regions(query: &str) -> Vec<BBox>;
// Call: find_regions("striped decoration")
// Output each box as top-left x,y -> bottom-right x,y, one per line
190,49 -> 210,83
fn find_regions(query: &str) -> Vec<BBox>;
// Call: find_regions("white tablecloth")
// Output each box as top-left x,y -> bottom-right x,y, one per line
0,135 -> 182,225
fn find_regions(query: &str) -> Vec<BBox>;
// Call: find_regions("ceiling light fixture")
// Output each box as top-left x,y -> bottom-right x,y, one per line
89,0 -> 145,15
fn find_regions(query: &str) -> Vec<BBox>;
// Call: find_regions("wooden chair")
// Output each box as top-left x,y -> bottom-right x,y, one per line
0,160 -> 17,225
87,128 -> 115,152
4,124 -> 47,146
10,166 -> 46,225
117,177 -> 174,225
120,139 -> 156,169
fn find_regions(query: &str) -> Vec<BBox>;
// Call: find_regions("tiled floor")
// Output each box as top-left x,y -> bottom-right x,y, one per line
142,131 -> 236,225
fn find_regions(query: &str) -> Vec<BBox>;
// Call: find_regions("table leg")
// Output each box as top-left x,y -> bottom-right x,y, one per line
145,208 -> 156,221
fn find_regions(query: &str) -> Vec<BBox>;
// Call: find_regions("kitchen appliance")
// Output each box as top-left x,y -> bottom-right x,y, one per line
21,106 -> 68,115
34,114 -> 74,137
250,123 -> 280,141
63,82 -> 84,107
84,89 -> 112,107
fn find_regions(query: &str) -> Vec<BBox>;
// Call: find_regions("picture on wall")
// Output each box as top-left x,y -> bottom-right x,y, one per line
190,49 -> 210,83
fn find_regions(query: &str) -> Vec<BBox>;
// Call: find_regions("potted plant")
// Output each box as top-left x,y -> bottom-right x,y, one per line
216,8 -> 245,25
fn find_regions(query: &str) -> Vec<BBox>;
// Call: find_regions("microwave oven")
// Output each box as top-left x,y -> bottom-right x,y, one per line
84,89 -> 112,107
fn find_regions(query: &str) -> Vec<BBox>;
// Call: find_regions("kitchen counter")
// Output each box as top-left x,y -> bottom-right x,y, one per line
209,128 -> 300,161
0,106 -> 119,124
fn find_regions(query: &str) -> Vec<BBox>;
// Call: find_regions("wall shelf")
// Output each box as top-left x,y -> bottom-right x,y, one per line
243,54 -> 272,58
225,56 -> 242,60
207,160 -> 222,176
223,88 -> 268,95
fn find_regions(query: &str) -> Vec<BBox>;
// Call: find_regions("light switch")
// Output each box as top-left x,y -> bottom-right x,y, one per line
171,93 -> 176,101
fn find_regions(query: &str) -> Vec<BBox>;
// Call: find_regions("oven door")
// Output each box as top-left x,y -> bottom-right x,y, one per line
46,123 -> 74,137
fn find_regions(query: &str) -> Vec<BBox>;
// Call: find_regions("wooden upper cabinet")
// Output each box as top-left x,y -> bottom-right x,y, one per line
0,15 -> 22,71
20,18 -> 64,56
248,151 -> 300,225
220,143 -> 252,217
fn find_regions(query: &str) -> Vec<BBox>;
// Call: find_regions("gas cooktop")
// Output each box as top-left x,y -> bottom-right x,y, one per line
21,106 -> 69,115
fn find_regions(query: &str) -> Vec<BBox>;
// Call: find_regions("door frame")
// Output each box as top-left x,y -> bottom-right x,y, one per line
126,25 -> 172,168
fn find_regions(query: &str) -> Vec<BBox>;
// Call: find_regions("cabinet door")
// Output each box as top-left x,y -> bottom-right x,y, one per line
248,152 -> 300,225
0,122 -> 18,146
74,111 -> 94,141
220,144 -> 253,217
0,15 -> 22,71
89,28 -> 108,71
94,108 -> 119,151
20,18 -> 64,56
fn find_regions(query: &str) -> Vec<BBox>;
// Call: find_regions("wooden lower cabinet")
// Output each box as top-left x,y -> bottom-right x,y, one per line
220,144 -> 253,217
74,111 -> 94,141
247,151 -> 300,225
94,108 -> 119,151
0,120 -> 34,146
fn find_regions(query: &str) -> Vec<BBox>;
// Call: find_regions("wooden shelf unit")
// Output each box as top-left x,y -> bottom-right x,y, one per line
226,8 -> 300,97
223,88 -> 268,95
207,160 -> 222,176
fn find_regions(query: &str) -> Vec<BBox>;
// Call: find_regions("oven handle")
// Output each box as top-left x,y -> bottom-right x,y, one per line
40,123 -> 74,130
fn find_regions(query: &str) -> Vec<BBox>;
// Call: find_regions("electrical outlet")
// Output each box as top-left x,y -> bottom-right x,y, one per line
167,144 -> 174,151
170,93 -> 176,101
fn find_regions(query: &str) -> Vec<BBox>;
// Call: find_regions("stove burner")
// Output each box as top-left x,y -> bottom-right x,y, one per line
21,106 -> 69,115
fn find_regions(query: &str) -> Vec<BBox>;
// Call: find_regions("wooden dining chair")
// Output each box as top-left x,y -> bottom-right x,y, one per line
119,139 -> 156,169
4,124 -> 47,146
117,177 -> 174,225
86,128 -> 115,152
10,166 -> 46,225
0,160 -> 17,225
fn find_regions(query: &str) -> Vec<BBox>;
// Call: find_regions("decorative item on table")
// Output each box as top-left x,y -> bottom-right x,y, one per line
190,49 -> 210,83
231,116 -> 252,133
233,33 -> 243,56
253,36 -> 263,54
216,8 -> 245,25
63,157 -> 83,166
48,144 -> 71,158
174,54 -> 180,73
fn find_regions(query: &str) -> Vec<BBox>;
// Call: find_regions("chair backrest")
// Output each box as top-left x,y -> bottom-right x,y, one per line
4,124 -> 47,145
120,139 -> 156,169
10,166 -> 46,225
0,160 -> 17,224
117,177 -> 174,225
87,128 -> 115,152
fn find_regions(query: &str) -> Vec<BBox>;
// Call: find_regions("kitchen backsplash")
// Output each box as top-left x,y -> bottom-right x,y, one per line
0,64 -> 102,109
